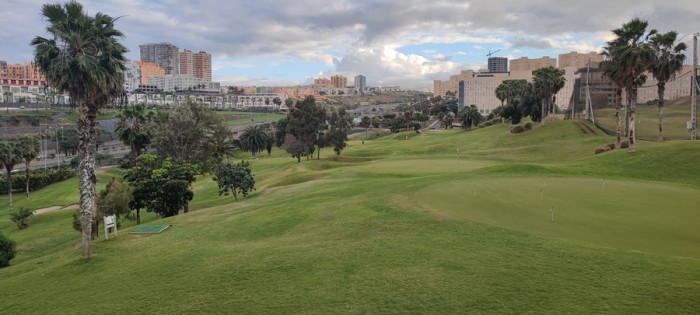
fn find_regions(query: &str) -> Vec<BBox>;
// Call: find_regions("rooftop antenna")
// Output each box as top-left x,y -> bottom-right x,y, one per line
486,49 -> 502,58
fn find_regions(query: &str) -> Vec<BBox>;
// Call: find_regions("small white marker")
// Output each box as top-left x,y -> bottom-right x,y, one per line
602,179 -> 606,189
540,188 -> 544,201
550,206 -> 554,222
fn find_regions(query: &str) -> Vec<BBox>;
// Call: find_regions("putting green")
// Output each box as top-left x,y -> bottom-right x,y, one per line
407,176 -> 700,258
130,224 -> 171,234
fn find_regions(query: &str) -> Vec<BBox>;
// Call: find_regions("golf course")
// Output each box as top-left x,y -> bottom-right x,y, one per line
1,119 -> 699,313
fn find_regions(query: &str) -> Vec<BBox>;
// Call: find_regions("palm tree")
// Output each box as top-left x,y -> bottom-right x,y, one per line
495,83 -> 508,107
600,55 -> 627,148
31,1 -> 127,258
116,104 -> 150,156
605,18 -> 656,152
239,125 -> 266,159
649,31 -> 687,142
459,105 -> 483,129
0,142 -> 22,207
17,137 -> 40,198
533,67 -> 565,120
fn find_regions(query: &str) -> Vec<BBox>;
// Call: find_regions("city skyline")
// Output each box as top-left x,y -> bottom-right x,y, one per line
1,0 -> 698,90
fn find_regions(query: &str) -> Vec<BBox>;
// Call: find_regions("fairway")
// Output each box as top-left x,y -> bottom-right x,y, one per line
2,119 -> 700,313
408,176 -> 700,258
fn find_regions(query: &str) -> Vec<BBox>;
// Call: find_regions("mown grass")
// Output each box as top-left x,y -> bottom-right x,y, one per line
1,119 -> 700,313
594,102 -> 693,141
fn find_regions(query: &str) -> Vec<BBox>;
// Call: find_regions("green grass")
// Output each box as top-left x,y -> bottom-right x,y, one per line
1,119 -> 700,313
594,102 -> 693,141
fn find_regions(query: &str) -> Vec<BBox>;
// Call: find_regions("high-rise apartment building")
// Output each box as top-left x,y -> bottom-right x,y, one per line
179,50 -> 212,82
193,51 -> 212,82
558,51 -> 603,69
140,42 -> 180,75
487,57 -> 508,73
314,78 -> 331,87
509,56 -> 557,71
134,61 -> 165,85
330,75 -> 347,88
354,75 -> 366,94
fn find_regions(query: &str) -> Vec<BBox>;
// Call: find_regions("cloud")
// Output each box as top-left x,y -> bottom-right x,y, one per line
510,36 -> 553,49
333,46 -> 459,89
3,0 -> 698,89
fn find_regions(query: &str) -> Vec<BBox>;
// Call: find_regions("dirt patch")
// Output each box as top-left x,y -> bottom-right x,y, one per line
33,204 -> 78,215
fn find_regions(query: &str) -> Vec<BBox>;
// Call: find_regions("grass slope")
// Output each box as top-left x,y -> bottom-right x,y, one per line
1,120 -> 700,313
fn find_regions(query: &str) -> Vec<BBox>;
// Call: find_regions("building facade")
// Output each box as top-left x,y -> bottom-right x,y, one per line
509,56 -> 557,71
331,75 -> 347,88
134,61 -> 165,86
123,61 -> 141,93
140,42 -> 180,75
487,57 -> 508,73
180,49 -> 212,82
558,51 -> 603,69
147,74 -> 219,92
354,75 -> 367,94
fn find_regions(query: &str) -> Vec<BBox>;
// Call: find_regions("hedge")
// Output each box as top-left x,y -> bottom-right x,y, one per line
0,166 -> 75,195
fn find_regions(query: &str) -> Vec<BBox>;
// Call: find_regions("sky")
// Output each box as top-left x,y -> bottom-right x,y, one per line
1,0 -> 699,90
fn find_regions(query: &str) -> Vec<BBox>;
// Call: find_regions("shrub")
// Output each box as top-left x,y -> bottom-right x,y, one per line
0,232 -> 16,268
620,140 -> 630,148
607,143 -> 616,150
510,125 -> 526,134
524,122 -> 533,130
0,166 -> 75,195
10,207 -> 34,230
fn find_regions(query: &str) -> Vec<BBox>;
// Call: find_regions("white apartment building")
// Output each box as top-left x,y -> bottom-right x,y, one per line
148,74 -> 220,92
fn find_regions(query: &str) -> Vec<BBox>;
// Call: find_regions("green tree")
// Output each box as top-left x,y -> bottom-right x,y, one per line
532,67 -> 565,120
272,97 -> 282,109
213,160 -> 255,201
605,18 -> 656,152
31,1 -> 127,258
17,137 -> 40,199
0,142 -> 22,206
601,48 -> 628,148
240,125 -> 267,159
10,207 -> 34,230
0,232 -> 16,268
148,102 -> 228,172
649,31 -> 687,142
209,127 -> 237,163
286,96 -> 326,160
459,105 -> 483,129
116,104 -> 151,156
360,116 -> 371,142
123,154 -> 197,219
328,108 -> 351,158
87,177 -> 133,238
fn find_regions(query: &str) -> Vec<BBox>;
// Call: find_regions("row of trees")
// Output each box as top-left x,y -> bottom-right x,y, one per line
493,67 -> 566,125
273,96 -> 352,162
601,18 -> 687,150
0,137 -> 41,205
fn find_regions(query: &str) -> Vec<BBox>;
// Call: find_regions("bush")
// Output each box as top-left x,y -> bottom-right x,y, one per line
0,232 -> 16,268
0,166 -> 75,195
10,207 -> 34,230
524,122 -> 533,130
510,125 -> 526,134
607,143 -> 616,150
620,140 -> 630,148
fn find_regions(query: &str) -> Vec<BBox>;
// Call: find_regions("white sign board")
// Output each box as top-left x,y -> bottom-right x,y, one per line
688,121 -> 693,130
104,214 -> 117,239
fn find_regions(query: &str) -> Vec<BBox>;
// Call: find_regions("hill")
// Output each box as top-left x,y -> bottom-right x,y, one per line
1,120 -> 699,313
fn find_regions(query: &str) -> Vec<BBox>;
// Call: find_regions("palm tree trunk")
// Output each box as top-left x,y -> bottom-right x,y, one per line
541,98 -> 546,121
25,163 -> 30,198
5,169 -> 12,207
136,208 -> 141,225
628,87 -> 638,152
657,81 -> 665,142
77,101 -> 98,259
615,88 -> 622,148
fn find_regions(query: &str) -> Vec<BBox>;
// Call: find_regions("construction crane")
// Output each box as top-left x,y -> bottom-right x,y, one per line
486,49 -> 501,58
